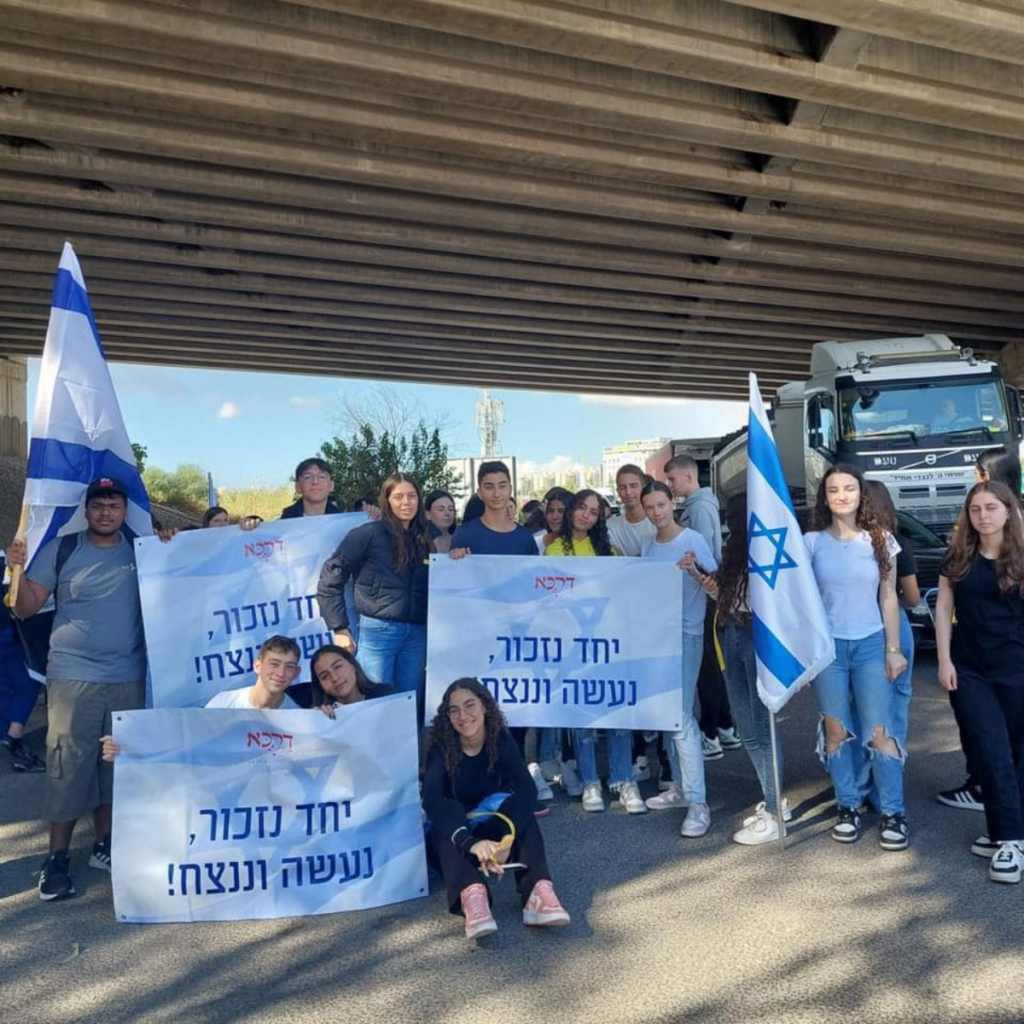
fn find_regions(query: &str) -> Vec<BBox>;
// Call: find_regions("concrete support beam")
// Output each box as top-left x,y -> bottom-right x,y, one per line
0,355 -> 27,460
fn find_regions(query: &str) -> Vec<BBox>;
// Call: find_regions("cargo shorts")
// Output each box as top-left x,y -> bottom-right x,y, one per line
44,678 -> 145,823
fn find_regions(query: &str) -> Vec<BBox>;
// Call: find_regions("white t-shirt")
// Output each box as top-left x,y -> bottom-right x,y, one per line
641,528 -> 717,635
606,513 -> 656,557
205,687 -> 301,710
804,529 -> 900,640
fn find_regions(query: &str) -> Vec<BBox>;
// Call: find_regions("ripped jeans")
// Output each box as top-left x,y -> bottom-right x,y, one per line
812,630 -> 905,817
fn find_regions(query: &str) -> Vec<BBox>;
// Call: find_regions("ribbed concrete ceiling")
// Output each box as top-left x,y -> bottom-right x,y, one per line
0,0 -> 1023,399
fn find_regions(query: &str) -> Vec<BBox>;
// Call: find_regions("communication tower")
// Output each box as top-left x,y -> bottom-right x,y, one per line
476,389 -> 503,457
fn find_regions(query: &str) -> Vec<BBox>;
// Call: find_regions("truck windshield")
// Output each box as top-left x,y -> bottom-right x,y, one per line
839,378 -> 1008,442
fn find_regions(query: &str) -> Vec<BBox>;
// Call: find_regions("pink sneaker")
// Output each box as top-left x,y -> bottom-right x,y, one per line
522,880 -> 570,927
461,882 -> 497,939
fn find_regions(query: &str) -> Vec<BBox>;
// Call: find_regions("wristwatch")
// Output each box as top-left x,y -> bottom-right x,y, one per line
886,646 -> 902,655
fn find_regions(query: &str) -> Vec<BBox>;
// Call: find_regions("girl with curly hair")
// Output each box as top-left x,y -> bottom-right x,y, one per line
423,678 -> 570,939
546,488 -> 617,557
544,490 -> 641,815
936,481 -> 1024,883
806,464 -> 908,850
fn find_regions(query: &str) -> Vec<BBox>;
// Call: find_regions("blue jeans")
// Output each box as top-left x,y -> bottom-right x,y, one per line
356,616 -> 426,700
813,630 -> 906,816
536,728 -> 560,764
572,729 -> 633,787
666,631 -> 706,804
0,626 -> 39,732
860,610 -> 914,809
720,621 -> 783,814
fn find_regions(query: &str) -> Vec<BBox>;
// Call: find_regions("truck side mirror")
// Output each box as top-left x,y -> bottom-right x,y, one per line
1008,385 -> 1023,440
806,397 -> 822,449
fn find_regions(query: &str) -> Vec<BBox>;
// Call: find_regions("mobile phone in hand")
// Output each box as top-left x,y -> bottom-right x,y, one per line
691,560 -> 711,577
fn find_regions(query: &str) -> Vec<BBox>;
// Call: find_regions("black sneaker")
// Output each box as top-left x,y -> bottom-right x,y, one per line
971,834 -> 999,858
8,741 -> 45,773
89,837 -> 112,872
879,814 -> 909,851
936,783 -> 984,812
39,850 -> 75,901
831,806 -> 861,843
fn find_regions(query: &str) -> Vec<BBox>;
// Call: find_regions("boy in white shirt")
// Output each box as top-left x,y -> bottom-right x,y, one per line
101,636 -> 303,762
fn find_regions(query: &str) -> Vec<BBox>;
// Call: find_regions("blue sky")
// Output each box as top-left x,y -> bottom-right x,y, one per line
26,359 -> 746,489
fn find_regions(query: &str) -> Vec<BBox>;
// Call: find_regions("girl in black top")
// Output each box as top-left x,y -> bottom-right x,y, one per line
936,481 -> 1024,884
309,645 -> 396,715
423,678 -> 570,939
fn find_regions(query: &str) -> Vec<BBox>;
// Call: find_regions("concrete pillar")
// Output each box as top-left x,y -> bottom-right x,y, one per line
0,356 -> 27,460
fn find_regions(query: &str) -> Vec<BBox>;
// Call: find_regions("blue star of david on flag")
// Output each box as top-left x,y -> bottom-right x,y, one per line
746,372 -> 834,714
747,513 -> 798,590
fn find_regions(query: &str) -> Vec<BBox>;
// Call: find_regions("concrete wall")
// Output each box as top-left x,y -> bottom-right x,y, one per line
0,356 -> 26,461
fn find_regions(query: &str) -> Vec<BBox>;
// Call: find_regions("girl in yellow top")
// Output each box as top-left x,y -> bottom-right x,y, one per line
545,491 -> 642,814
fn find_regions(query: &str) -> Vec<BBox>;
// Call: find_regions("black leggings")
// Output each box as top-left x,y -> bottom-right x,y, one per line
429,799 -> 551,914
698,616 -> 733,739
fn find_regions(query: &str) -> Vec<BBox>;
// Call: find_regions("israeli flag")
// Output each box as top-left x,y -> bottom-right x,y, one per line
23,242 -> 152,568
746,373 -> 834,713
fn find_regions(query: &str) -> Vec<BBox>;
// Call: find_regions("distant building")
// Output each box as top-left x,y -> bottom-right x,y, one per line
601,438 -> 671,487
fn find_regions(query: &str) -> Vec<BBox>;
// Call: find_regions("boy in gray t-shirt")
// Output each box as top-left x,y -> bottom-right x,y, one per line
5,477 -> 148,903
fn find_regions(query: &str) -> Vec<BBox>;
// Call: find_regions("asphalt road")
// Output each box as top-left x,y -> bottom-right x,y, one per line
2,654 -> 1021,1024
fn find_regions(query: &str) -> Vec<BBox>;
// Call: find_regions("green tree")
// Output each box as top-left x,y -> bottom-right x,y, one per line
143,463 -> 209,516
131,442 -> 148,475
320,423 -> 462,510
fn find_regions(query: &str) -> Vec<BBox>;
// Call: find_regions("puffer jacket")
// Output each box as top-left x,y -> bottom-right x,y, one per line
316,520 -> 429,630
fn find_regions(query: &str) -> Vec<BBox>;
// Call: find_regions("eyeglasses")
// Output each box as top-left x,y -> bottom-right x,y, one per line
299,473 -> 331,484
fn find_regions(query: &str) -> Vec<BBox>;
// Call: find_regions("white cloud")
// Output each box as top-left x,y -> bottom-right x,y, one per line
217,401 -> 240,420
289,395 -> 323,409
579,394 -> 695,408
519,455 -> 586,478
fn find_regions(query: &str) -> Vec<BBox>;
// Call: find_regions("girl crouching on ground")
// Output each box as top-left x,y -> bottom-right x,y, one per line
423,678 -> 570,939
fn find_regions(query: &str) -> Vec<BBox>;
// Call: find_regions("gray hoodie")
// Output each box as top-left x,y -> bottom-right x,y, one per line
681,487 -> 722,563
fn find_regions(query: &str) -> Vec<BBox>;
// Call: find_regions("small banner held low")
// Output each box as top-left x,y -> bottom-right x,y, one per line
136,514 -> 366,708
426,554 -> 684,729
111,694 -> 428,923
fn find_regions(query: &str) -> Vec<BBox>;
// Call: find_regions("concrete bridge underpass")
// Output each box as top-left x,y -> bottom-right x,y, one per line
1,0 -> 1024,454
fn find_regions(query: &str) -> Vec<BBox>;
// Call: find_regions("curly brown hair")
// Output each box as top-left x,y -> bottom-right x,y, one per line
942,481 -> 1024,595
812,463 -> 891,579
557,488 -> 614,556
428,678 -> 508,786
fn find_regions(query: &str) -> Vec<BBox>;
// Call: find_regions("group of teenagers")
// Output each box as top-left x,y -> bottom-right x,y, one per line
5,446 -> 1024,939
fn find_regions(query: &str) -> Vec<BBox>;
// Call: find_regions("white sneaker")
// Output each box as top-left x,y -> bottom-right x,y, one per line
528,762 -> 554,801
733,807 -> 781,846
680,802 -> 711,838
742,798 -> 792,827
559,759 -> 583,798
615,781 -> 648,815
645,786 -> 686,811
582,782 -> 605,812
989,841 -> 1024,884
538,759 -> 561,783
701,735 -> 724,760
717,727 -> 743,750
